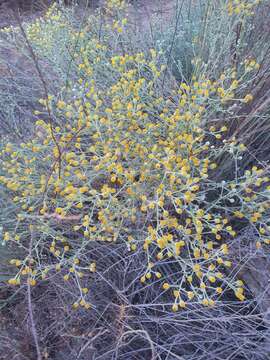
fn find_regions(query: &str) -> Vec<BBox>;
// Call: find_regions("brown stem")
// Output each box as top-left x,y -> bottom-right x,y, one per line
13,9 -> 62,179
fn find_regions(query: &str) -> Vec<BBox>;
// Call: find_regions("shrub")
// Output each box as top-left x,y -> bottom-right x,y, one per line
0,0 -> 269,314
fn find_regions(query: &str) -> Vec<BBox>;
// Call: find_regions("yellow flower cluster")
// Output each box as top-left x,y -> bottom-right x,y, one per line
227,0 -> 263,16
1,3 -> 70,53
27,4 -> 69,51
105,0 -> 127,11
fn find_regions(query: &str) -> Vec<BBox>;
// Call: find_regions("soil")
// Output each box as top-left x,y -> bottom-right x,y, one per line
0,0 -> 51,28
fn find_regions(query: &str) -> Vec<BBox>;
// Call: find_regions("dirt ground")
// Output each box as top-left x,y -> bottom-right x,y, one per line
0,0 -> 176,29
0,0 -> 49,28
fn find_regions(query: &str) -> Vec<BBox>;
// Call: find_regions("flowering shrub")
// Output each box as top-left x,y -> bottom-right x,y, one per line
0,0 -> 269,313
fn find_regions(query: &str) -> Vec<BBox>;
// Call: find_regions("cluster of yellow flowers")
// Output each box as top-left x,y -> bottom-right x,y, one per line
1,1 -> 269,310
227,0 -> 263,16
0,3 -> 69,53
105,0 -> 126,11
27,3 -> 71,53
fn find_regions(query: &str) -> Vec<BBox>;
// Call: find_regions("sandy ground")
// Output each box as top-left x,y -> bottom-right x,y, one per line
0,0 -> 176,29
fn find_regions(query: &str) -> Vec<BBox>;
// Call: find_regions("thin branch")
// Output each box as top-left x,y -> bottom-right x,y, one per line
27,227 -> 42,360
13,9 -> 62,179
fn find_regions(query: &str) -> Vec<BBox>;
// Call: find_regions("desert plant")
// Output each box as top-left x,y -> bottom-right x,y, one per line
0,1 -> 269,359
0,0 -> 269,307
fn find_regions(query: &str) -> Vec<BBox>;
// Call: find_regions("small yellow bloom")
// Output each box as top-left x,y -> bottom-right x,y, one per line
243,94 -> 253,103
162,282 -> 170,290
